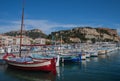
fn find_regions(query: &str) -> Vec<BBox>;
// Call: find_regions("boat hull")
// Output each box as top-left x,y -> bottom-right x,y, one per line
3,54 -> 56,72
8,60 -> 54,72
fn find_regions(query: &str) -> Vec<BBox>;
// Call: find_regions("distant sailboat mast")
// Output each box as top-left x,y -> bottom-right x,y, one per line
19,0 -> 25,57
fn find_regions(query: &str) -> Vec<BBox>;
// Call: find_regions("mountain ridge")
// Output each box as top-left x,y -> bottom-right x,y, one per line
3,27 -> 120,43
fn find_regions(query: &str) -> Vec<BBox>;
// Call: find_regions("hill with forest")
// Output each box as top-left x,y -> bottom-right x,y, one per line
4,29 -> 47,39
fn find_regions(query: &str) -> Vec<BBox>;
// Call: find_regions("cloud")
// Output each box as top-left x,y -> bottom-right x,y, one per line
0,19 -> 79,34
24,19 -> 79,34
116,28 -> 120,35
0,19 -> 106,34
0,24 -> 20,34
113,24 -> 120,35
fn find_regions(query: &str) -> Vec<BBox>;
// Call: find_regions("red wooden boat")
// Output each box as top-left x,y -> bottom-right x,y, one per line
3,53 -> 56,72
2,0 -> 56,72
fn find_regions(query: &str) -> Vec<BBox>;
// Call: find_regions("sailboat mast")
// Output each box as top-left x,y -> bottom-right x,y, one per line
19,0 -> 25,57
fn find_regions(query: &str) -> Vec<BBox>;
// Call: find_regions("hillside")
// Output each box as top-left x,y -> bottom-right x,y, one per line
48,27 -> 120,43
4,29 -> 47,39
3,27 -> 120,43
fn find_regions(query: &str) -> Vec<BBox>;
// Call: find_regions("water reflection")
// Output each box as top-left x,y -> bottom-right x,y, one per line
99,54 -> 106,59
90,57 -> 98,62
56,67 -> 60,78
5,67 -> 56,81
0,59 -> 6,65
86,58 -> 90,62
59,63 -> 83,81
60,62 -> 83,70
0,64 -> 7,72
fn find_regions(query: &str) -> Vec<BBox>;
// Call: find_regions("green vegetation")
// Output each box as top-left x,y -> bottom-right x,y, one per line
26,32 -> 47,39
4,29 -> 47,39
96,28 -> 111,35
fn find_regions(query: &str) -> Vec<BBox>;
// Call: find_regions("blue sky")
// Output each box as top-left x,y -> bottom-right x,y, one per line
0,0 -> 120,34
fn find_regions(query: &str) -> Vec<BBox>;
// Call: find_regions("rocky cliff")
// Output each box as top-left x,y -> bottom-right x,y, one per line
48,27 -> 120,43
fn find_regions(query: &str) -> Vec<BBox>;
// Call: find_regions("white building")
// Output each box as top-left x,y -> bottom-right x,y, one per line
34,38 -> 46,44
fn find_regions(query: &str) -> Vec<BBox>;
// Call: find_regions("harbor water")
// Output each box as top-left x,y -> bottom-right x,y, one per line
0,50 -> 120,81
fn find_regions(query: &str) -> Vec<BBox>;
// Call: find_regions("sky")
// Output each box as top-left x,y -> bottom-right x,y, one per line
0,0 -> 120,34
